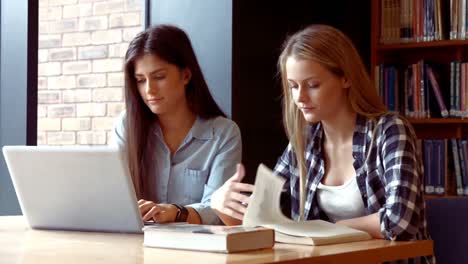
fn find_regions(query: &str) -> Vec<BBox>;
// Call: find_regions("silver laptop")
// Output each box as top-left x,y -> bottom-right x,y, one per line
2,145 -> 143,233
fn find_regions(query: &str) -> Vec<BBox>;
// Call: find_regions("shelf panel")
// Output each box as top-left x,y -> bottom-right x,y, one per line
408,118 -> 468,124
377,40 -> 468,50
425,195 -> 468,199
409,120 -> 466,139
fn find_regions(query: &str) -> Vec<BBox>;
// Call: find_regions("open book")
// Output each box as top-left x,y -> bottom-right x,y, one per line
243,164 -> 372,246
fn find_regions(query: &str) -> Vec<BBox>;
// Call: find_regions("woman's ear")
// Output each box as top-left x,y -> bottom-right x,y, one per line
182,68 -> 192,85
342,77 -> 351,89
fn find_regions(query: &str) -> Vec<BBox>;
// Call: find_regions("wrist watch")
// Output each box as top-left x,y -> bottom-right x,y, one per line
172,204 -> 188,222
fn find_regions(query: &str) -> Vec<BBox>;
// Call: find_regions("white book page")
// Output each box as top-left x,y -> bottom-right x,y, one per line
243,164 -> 291,227
243,164 -> 371,240
264,221 -> 368,238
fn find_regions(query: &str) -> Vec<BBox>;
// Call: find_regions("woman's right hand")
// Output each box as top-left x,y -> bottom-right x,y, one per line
211,164 -> 255,224
138,200 -> 179,223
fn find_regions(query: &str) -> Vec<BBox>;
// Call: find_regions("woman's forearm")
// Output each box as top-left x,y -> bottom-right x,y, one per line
186,207 -> 202,224
336,213 -> 384,239
214,209 -> 242,226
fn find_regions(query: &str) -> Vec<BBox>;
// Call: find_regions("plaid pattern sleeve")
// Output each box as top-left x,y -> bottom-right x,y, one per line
375,116 -> 425,241
273,143 -> 297,216
274,143 -> 292,179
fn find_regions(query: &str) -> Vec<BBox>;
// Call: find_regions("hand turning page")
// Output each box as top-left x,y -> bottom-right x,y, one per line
243,164 -> 372,246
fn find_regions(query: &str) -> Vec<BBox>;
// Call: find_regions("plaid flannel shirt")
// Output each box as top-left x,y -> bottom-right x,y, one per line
274,113 -> 435,264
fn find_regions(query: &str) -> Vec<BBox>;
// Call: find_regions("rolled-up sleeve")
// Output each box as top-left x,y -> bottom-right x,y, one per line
378,117 -> 423,240
187,121 -> 242,225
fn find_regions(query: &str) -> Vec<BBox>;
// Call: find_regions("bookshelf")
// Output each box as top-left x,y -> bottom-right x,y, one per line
371,0 -> 468,198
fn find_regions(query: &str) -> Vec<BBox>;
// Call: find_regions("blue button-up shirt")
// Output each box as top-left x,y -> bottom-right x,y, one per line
112,111 -> 242,225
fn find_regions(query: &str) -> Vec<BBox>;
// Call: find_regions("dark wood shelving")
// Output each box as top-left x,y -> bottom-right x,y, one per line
377,40 -> 468,50
425,195 -> 468,199
407,118 -> 468,124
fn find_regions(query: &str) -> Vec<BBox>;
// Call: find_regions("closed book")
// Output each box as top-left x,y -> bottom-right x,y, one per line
456,61 -> 461,116
450,61 -> 456,116
426,66 -> 449,117
460,139 -> 468,195
143,224 -> 274,253
435,139 -> 447,195
458,139 -> 468,194
424,140 -> 435,194
451,138 -> 464,195
243,164 -> 372,246
456,139 -> 466,196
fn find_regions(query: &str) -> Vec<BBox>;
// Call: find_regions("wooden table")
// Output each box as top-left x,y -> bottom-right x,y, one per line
0,216 -> 433,264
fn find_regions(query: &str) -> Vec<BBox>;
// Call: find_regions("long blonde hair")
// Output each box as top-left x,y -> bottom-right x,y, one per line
278,24 -> 387,220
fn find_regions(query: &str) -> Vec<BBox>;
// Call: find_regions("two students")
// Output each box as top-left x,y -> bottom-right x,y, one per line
114,24 -> 431,257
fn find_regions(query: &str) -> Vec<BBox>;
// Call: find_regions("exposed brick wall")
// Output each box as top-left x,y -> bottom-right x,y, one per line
38,0 -> 140,145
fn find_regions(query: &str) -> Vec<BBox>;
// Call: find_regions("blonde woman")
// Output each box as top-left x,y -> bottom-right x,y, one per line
211,24 -> 434,263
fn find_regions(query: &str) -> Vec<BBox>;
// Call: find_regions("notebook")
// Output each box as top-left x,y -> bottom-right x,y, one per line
2,145 -> 143,233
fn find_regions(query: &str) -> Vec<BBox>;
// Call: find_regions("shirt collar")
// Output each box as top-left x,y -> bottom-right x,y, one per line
190,116 -> 213,140
307,122 -> 323,156
153,116 -> 213,141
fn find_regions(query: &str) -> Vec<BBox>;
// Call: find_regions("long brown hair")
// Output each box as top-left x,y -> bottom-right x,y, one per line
124,25 -> 225,199
278,24 -> 387,220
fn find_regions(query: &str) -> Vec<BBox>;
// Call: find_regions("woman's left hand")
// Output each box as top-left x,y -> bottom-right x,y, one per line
138,199 -> 178,223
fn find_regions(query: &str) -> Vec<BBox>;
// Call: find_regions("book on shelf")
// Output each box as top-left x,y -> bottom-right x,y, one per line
378,0 -> 468,43
421,138 -> 468,197
143,223 -> 274,253
426,66 -> 449,117
435,139 -> 447,195
454,138 -> 468,195
380,0 -> 446,43
423,140 -> 436,194
243,164 -> 372,246
375,60 -> 467,118
451,138 -> 465,195
462,140 -> 468,194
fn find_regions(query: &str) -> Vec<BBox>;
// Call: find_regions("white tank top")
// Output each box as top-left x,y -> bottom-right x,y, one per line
316,176 -> 367,223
